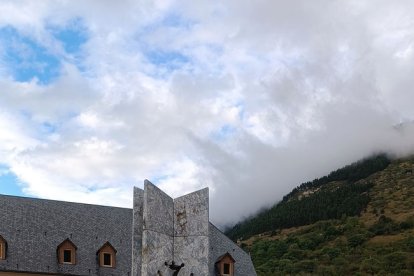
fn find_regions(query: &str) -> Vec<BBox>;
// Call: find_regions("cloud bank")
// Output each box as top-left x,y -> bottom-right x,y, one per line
0,0 -> 414,226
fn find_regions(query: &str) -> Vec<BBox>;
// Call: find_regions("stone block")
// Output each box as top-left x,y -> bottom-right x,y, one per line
132,187 -> 144,276
143,180 -> 174,236
174,236 -> 209,275
174,188 -> 209,237
141,230 -> 173,276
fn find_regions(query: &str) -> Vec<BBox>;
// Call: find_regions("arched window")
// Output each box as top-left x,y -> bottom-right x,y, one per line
215,252 -> 235,276
97,242 -> 117,268
0,235 -> 7,260
57,238 -> 77,265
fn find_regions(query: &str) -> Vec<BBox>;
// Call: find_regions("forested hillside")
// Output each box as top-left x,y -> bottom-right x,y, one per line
226,154 -> 390,241
228,154 -> 414,275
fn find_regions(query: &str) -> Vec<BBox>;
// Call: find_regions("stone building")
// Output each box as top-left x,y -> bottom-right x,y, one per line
0,180 -> 256,276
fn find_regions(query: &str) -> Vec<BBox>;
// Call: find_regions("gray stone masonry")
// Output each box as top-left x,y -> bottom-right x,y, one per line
140,181 -> 210,275
174,188 -> 209,237
135,181 -> 256,276
173,188 -> 209,275
141,181 -> 174,276
132,187 -> 144,276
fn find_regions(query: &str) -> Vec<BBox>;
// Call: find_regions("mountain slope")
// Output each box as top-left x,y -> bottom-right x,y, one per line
229,155 -> 414,275
226,154 -> 390,241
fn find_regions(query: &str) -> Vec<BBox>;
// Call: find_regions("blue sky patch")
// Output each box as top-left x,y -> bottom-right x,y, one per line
162,13 -> 195,29
145,50 -> 189,71
49,18 -> 88,54
150,174 -> 169,184
41,121 -> 58,134
0,166 -> 23,196
0,26 -> 60,84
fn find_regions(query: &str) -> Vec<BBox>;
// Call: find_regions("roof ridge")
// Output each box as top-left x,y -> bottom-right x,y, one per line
0,193 -> 132,210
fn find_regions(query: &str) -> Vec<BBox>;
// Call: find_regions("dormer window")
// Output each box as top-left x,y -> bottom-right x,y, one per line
223,263 -> 231,275
97,242 -> 117,268
57,238 -> 77,265
63,249 -> 72,263
0,235 -> 7,260
215,252 -> 235,276
103,252 -> 112,266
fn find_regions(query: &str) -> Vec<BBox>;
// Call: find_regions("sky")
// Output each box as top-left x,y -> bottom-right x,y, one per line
1,0 -> 414,227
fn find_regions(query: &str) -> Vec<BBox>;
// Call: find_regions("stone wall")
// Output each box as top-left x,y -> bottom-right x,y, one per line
131,187 -> 144,276
140,181 -> 210,275
141,181 -> 174,275
137,181 -> 256,276
173,188 -> 209,275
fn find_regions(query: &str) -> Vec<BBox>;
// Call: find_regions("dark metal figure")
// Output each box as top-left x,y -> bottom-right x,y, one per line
165,261 -> 185,276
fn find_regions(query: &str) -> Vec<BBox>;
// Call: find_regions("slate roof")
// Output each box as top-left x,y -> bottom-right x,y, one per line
0,194 -> 132,276
209,223 -> 257,276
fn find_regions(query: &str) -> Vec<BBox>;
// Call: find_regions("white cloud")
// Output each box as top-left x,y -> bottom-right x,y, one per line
0,0 -> 414,227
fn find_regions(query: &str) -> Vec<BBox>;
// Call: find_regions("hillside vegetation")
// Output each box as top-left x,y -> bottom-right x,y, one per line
227,154 -> 414,275
226,154 -> 390,241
